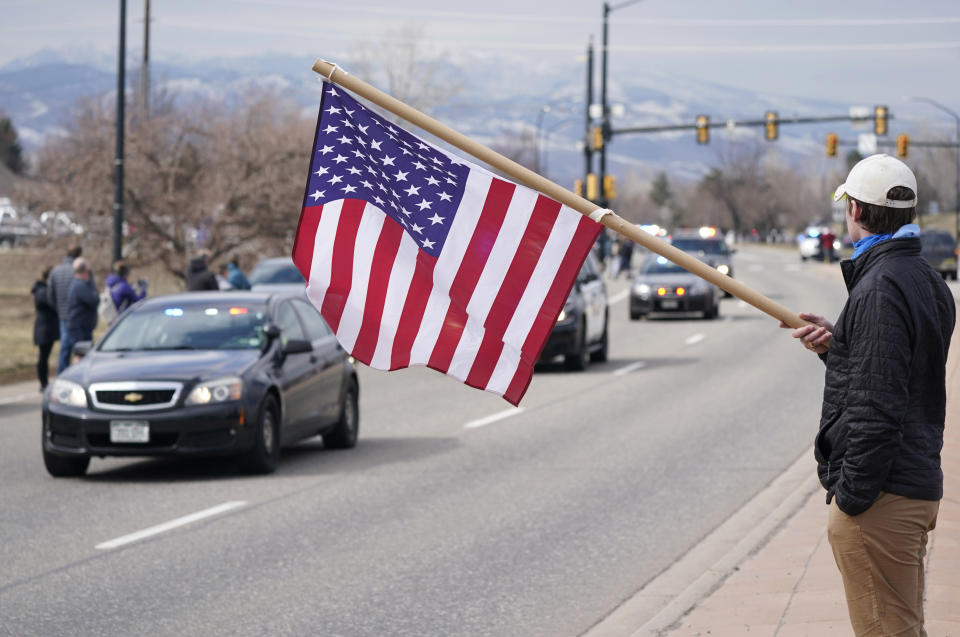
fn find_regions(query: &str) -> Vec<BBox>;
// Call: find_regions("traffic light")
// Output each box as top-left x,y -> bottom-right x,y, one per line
603,175 -> 617,200
897,134 -> 909,158
874,105 -> 888,136
574,179 -> 583,197
592,125 -> 604,150
586,173 -> 599,200
764,111 -> 778,141
826,133 -> 838,157
696,115 -> 709,144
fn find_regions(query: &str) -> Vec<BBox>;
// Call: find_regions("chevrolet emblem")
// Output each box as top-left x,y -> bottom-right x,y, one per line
124,392 -> 144,403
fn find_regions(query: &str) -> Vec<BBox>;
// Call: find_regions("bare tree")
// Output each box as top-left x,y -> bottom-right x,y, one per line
351,24 -> 463,118
23,90 -> 313,283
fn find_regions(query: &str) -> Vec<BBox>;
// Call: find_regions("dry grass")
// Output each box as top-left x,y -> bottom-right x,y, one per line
0,246 -> 188,384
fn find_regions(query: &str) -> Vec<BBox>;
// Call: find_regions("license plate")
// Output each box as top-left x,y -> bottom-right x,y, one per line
660,300 -> 679,310
943,258 -> 956,267
110,421 -> 150,443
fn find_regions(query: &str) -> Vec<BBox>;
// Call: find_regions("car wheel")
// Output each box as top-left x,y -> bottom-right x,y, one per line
565,319 -> 589,371
323,378 -> 359,449
952,271 -> 958,281
43,449 -> 90,477
629,309 -> 641,320
704,299 -> 719,320
590,312 -> 609,363
241,395 -> 280,474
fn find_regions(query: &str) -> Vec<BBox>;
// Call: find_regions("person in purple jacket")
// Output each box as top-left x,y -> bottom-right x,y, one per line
105,260 -> 148,315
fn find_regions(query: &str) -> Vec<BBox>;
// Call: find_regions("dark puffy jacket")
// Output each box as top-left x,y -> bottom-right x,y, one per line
66,277 -> 99,334
46,256 -> 74,319
32,280 -> 59,345
186,257 -> 218,291
816,237 -> 955,516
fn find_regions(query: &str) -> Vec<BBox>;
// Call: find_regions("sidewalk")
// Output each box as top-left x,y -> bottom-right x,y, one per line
659,321 -> 960,636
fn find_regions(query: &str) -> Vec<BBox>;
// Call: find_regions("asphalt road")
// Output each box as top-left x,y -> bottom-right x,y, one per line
1,245 -> 856,637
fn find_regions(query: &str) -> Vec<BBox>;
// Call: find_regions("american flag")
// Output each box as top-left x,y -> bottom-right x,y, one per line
292,82 -> 601,405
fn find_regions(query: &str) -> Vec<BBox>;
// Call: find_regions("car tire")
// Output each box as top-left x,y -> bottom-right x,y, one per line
629,310 -> 641,320
43,449 -> 90,477
565,319 -> 589,371
704,299 -> 719,320
590,312 -> 609,363
323,378 -> 359,450
241,395 -> 280,474
952,271 -> 958,281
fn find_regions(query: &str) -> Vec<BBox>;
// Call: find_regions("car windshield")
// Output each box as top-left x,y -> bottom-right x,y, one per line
670,238 -> 727,255
641,256 -> 687,274
99,303 -> 268,351
249,261 -> 305,285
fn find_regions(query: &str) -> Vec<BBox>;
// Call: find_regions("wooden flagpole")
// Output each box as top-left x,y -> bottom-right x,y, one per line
312,58 -> 807,329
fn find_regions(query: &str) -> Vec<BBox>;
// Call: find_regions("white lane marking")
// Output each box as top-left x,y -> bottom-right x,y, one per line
613,361 -> 646,376
464,407 -> 525,430
608,289 -> 629,305
96,501 -> 248,550
685,333 -> 705,346
0,393 -> 30,406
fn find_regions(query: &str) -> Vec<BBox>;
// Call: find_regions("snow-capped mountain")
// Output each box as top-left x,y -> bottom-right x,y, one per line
0,48 -> 874,184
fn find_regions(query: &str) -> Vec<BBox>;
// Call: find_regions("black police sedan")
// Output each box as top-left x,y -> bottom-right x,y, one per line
538,251 -> 609,370
42,291 -> 359,477
629,254 -> 721,320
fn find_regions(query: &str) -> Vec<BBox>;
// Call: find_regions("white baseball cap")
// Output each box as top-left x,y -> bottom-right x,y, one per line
833,154 -> 918,209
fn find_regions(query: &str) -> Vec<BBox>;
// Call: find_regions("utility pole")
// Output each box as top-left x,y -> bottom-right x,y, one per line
114,0 -> 126,263
140,0 -> 150,117
599,3 -> 610,209
583,38 -> 594,189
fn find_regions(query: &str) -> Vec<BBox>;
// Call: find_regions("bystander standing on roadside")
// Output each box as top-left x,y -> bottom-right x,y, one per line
47,245 -> 83,373
63,257 -> 99,369
782,154 -> 955,636
105,260 -> 147,316
31,267 -> 59,391
186,250 -> 219,291
820,226 -> 837,262
225,259 -> 251,290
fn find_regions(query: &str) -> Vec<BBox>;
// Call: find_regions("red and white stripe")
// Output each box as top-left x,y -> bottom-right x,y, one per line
292,170 -> 600,405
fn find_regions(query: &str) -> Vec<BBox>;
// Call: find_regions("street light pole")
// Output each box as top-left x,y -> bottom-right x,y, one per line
584,38 -> 594,189
910,97 -> 960,241
600,0 -> 646,209
113,0 -> 126,264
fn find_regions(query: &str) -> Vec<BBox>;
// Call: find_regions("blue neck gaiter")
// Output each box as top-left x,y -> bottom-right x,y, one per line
851,223 -> 920,260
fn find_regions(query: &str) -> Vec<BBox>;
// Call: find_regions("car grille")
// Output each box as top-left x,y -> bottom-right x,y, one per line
89,382 -> 183,412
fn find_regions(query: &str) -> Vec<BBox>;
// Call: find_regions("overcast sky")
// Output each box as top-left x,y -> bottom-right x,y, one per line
4,0 -> 960,123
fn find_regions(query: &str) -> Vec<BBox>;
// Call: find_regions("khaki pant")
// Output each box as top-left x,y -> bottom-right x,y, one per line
827,492 -> 940,637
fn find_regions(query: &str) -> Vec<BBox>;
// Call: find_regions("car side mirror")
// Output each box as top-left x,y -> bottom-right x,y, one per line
71,341 -> 93,360
262,323 -> 280,339
282,339 -> 313,355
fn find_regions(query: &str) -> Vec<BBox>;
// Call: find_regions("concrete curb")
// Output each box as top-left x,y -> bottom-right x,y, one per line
583,447 -> 821,637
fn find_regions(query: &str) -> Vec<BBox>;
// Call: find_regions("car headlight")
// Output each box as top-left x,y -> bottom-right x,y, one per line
49,379 -> 88,408
633,283 -> 651,296
716,264 -> 730,275
185,377 -> 244,405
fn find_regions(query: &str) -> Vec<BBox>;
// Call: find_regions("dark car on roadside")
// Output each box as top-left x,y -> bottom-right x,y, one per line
42,291 -> 358,477
669,227 -> 735,296
630,253 -> 721,320
539,251 -> 608,370
919,229 -> 958,280
249,257 -> 306,291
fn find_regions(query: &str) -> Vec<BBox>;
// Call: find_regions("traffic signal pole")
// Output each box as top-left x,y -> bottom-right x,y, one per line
599,3 -> 610,209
